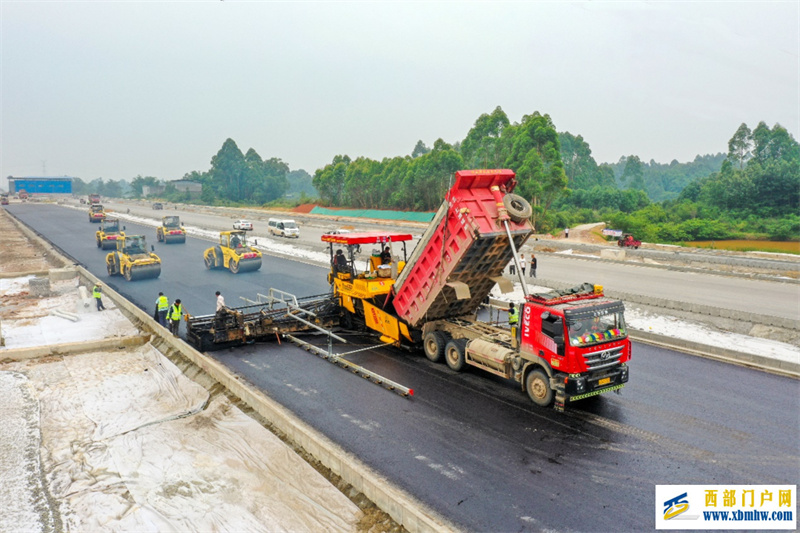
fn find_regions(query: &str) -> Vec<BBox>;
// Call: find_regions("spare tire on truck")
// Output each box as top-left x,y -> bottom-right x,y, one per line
503,194 -> 532,223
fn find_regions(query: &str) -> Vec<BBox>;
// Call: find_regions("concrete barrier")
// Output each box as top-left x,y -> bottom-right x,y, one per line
532,277 -> 800,332
0,335 -> 148,363
629,330 -> 799,379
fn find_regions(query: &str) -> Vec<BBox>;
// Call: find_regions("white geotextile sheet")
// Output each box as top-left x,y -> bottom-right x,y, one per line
1,344 -> 361,532
0,309 -> 139,349
0,372 -> 55,533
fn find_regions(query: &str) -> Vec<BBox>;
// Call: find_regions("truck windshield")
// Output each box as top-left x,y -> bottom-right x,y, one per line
164,217 -> 180,227
284,222 -> 297,229
105,222 -> 119,232
567,310 -> 627,347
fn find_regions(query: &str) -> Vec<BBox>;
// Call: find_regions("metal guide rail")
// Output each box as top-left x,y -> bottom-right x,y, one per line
284,334 -> 414,397
186,290 -> 341,351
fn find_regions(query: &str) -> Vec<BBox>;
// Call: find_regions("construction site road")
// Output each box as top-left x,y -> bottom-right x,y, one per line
6,202 -> 799,532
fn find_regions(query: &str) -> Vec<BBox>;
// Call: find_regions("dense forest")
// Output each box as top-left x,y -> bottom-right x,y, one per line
72,107 -> 799,243
311,107 -> 798,241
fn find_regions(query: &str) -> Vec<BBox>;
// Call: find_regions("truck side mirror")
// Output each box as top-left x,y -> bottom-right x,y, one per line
151,245 -> 155,252
123,226 -> 126,231
541,311 -> 550,320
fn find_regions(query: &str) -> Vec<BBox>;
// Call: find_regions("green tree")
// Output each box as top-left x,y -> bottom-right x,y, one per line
621,155 -> 645,191
104,179 -> 122,198
728,122 -> 752,170
313,155 -> 351,206
130,175 -> 161,198
209,138 -> 247,202
460,106 -> 510,169
503,112 -> 568,223
411,140 -> 430,158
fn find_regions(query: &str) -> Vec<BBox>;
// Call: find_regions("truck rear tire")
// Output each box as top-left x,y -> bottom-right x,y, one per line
503,194 -> 532,223
526,368 -> 553,407
444,339 -> 467,372
423,331 -> 446,363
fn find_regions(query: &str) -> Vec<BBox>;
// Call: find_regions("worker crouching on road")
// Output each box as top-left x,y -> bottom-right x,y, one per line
168,299 -> 185,336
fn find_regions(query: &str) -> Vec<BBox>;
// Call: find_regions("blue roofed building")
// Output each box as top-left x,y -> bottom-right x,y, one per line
8,176 -> 74,195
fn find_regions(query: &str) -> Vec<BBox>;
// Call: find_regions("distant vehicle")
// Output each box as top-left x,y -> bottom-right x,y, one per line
18,190 -> 29,200
268,218 -> 298,238
89,194 -> 101,204
618,233 -> 641,249
152,202 -> 163,210
233,219 -> 253,231
1,194 -> 8,206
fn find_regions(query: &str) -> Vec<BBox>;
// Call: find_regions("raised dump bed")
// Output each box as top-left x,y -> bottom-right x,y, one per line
392,169 -> 533,328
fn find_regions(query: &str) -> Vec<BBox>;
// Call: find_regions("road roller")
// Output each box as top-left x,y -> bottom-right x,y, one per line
203,231 -> 262,273
156,215 -> 187,244
96,218 -> 125,250
106,235 -> 162,281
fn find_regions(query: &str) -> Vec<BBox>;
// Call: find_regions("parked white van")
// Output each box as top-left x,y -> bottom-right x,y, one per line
268,218 -> 300,238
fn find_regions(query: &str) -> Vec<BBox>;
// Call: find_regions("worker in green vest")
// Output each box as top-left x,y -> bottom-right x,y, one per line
507,302 -> 519,328
155,292 -> 169,327
92,282 -> 105,311
167,299 -> 185,336
507,302 -> 520,347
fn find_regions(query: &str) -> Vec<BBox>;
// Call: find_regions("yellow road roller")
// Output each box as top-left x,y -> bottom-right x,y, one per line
156,215 -> 186,244
96,218 -> 125,250
89,204 -> 106,223
106,235 -> 161,281
203,231 -> 262,273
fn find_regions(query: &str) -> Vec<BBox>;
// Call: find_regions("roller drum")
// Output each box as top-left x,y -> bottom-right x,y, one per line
235,256 -> 262,273
128,262 -> 161,281
164,233 -> 186,244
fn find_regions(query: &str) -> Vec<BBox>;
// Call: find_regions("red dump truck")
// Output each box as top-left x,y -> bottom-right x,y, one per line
325,169 -> 631,410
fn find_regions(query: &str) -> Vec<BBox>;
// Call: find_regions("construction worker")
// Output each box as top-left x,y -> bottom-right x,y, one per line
167,299 -> 185,336
507,302 -> 519,329
155,292 -> 169,327
92,282 -> 105,311
507,302 -> 521,347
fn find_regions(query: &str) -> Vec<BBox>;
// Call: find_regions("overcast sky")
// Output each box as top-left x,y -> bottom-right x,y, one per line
1,1 -> 797,188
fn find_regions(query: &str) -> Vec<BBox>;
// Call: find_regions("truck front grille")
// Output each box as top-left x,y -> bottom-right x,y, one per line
583,345 -> 624,371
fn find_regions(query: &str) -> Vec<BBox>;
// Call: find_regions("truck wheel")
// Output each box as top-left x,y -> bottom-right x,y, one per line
205,254 -> 214,269
96,238 -> 101,248
444,339 -> 467,372
124,266 -> 133,281
107,262 -> 114,276
503,194 -> 532,223
229,259 -> 239,274
526,369 -> 553,407
423,331 -> 446,363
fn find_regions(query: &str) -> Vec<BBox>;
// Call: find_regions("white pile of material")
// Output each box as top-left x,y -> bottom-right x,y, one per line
0,345 -> 360,532
0,277 -> 139,349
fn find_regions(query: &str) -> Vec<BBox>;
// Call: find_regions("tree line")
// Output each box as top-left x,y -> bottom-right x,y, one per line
71,107 -> 799,243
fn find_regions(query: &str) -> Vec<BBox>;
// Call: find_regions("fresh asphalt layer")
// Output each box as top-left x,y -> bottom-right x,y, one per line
8,203 -> 800,533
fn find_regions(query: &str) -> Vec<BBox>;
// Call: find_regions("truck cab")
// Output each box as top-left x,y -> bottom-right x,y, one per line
519,284 -> 630,409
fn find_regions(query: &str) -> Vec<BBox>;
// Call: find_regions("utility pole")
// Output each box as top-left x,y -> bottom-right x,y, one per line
41,160 -> 47,176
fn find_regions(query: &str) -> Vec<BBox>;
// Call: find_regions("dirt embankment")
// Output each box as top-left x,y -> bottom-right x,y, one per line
0,209 -> 63,273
